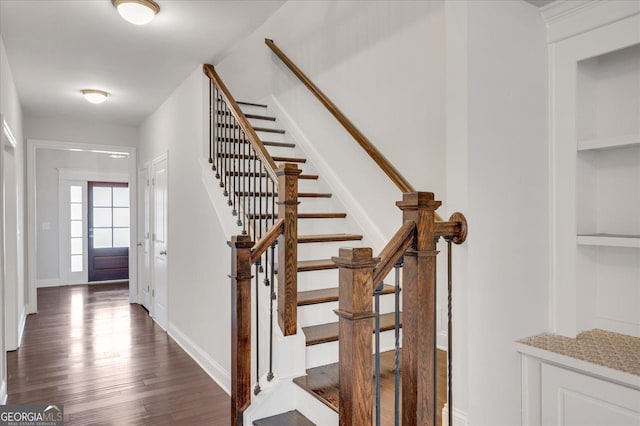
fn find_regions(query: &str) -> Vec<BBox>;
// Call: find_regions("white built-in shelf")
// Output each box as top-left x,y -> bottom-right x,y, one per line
577,233 -> 640,248
577,134 -> 640,151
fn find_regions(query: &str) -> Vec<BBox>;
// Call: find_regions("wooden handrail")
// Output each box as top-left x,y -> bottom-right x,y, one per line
203,64 -> 279,183
372,220 -> 416,286
250,218 -> 284,264
265,38 -> 415,194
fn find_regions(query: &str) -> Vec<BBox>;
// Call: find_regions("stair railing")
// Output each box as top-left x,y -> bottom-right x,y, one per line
264,41 -> 469,425
334,193 -> 467,426
204,64 -> 300,426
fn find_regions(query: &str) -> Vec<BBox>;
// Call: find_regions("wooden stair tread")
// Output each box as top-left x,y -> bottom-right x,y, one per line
234,192 -> 331,198
254,126 -> 285,134
217,137 -> 295,148
237,101 -> 267,108
297,259 -> 337,272
217,153 -> 306,163
298,284 -> 396,306
298,234 -> 363,243
253,410 -> 315,426
303,312 -> 401,346
225,171 -> 317,180
272,155 -> 306,163
247,212 -> 347,220
216,110 -> 276,121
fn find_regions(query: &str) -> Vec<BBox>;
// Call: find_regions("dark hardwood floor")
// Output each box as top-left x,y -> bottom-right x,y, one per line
7,282 -> 230,425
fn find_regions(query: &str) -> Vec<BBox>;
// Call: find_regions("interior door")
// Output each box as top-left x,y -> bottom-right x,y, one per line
88,182 -> 130,282
137,167 -> 151,310
152,156 -> 168,329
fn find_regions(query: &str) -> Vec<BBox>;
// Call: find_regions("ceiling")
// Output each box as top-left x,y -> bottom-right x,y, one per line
0,0 -> 285,126
524,0 -> 556,7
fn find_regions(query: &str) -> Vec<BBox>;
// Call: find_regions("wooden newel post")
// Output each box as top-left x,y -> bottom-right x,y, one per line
277,163 -> 301,336
396,192 -> 441,426
332,247 -> 380,426
229,234 -> 254,426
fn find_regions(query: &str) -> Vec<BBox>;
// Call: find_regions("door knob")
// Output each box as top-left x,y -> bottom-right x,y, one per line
160,250 -> 167,255
137,242 -> 143,247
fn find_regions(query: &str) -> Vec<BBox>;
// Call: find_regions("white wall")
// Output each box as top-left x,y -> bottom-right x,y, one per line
464,1 -> 549,425
34,149 -> 129,284
25,115 -> 138,148
0,34 -> 25,398
138,67 -> 231,390
216,0 -> 447,244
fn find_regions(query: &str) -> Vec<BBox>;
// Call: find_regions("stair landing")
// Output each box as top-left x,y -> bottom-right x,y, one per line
293,349 -> 448,425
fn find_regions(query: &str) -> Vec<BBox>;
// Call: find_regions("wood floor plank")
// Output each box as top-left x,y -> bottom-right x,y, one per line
6,283 -> 230,425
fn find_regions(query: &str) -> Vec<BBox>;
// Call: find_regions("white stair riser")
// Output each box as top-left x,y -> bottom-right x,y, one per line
238,104 -> 268,115
298,240 -> 366,260
305,329 -> 402,369
298,293 -> 398,327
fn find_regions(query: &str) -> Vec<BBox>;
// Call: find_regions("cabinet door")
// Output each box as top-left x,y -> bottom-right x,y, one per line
541,363 -> 640,426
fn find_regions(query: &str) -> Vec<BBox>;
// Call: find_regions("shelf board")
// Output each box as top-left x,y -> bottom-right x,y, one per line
577,134 -> 640,151
577,233 -> 640,248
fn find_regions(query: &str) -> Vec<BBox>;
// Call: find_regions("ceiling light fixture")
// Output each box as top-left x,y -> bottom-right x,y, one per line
112,0 -> 160,26
81,89 -> 110,104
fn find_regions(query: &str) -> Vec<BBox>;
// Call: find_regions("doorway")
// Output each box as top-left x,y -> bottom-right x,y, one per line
26,140 -> 138,313
150,153 -> 168,329
87,182 -> 130,282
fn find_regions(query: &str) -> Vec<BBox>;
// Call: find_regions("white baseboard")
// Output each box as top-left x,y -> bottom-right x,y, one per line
167,322 -> 231,395
0,380 -> 6,405
442,403 -> 468,426
35,278 -> 61,288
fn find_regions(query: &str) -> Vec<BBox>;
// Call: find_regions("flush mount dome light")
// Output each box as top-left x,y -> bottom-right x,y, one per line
81,89 -> 110,104
113,0 -> 160,26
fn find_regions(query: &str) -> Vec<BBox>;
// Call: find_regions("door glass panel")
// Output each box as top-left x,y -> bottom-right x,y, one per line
71,220 -> 83,237
93,187 -> 112,207
113,228 -> 129,248
70,186 -> 82,203
71,255 -> 83,272
113,187 -> 129,207
69,185 -> 83,272
93,208 -> 112,228
71,237 -> 83,255
93,228 -> 112,248
70,203 -> 82,220
113,208 -> 130,227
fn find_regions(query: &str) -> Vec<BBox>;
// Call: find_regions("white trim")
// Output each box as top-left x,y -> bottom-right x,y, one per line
441,403 -> 468,426
541,0 -> 640,43
267,94 -> 387,252
2,119 -> 17,148
36,278 -> 62,288
17,307 -> 26,348
0,381 -> 6,405
167,322 -> 231,395
27,139 -> 138,313
58,168 -> 129,183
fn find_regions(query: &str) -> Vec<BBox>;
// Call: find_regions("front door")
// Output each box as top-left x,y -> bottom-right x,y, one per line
151,155 -> 168,329
88,182 -> 130,282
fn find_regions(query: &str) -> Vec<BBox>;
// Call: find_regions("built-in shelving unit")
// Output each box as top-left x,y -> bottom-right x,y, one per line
523,6 -> 640,425
577,134 -> 640,151
577,233 -> 640,248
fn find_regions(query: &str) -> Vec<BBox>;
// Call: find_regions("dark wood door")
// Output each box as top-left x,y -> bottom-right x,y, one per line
88,182 -> 130,282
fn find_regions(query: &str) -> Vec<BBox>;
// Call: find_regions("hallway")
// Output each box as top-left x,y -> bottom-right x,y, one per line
7,283 -> 230,425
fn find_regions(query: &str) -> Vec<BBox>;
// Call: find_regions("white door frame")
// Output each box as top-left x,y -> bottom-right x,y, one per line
26,139 -> 138,313
137,164 -> 151,311
150,152 -> 168,329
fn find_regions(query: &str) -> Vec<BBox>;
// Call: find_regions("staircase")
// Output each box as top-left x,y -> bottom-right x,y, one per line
218,100 -> 405,424
204,41 -> 467,425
